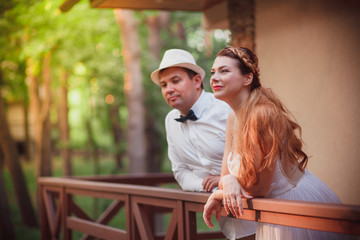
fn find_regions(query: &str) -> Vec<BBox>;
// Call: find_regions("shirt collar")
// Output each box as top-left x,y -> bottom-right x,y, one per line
190,90 -> 209,119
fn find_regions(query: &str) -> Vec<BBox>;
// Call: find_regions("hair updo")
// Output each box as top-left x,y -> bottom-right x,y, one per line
217,46 -> 261,91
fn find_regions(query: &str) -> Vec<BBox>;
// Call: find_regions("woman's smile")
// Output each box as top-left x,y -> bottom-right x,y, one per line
212,85 -> 223,91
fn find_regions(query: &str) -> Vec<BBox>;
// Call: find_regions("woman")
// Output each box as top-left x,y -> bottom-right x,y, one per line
203,46 -> 349,239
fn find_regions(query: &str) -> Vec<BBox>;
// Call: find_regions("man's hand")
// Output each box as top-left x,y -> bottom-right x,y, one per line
202,175 -> 220,192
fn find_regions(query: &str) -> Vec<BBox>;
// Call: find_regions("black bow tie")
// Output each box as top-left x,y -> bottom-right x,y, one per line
175,110 -> 198,122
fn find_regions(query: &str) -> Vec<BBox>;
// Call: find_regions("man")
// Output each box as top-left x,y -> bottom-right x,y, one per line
151,49 -> 256,239
151,49 -> 230,192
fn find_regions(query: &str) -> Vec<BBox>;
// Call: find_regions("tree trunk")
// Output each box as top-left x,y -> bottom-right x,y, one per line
145,11 -> 170,172
28,53 -> 53,178
114,9 -> 147,174
204,30 -> 213,58
40,52 -> 53,176
175,21 -> 186,41
109,103 -> 124,170
227,0 -> 255,50
0,157 -> 16,240
58,68 -> 72,176
23,102 -> 31,161
0,87 -> 38,228
146,11 -> 170,59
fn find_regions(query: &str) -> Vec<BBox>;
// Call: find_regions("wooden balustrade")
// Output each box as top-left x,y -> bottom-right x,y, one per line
38,173 -> 360,240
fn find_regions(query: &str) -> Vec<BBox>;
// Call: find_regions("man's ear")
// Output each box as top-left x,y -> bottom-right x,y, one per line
244,73 -> 253,86
193,74 -> 203,89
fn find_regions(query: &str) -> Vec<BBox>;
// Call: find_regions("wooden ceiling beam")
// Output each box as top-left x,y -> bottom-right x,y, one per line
60,0 -> 225,12
59,0 -> 81,12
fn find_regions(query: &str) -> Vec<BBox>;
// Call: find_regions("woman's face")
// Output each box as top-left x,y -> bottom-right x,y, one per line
210,56 -> 250,104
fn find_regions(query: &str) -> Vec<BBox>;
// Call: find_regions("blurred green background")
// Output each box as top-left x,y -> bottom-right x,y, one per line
0,0 -> 229,238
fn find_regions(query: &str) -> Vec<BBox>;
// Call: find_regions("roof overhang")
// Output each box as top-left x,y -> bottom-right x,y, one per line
60,0 -> 225,12
59,0 -> 228,30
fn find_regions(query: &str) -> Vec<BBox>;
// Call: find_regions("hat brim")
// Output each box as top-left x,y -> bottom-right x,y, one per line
151,63 -> 205,85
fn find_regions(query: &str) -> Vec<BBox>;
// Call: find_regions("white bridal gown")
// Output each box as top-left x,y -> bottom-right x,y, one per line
227,152 -> 355,240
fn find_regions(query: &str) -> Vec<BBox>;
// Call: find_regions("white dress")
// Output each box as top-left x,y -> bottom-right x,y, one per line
227,153 -> 355,240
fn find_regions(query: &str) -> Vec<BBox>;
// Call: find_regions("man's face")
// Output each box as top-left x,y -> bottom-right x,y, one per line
159,67 -> 202,114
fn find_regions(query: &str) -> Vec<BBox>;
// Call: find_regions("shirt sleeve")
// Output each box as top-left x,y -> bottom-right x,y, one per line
167,141 -> 205,192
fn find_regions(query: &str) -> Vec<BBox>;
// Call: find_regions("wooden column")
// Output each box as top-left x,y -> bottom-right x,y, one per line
227,0 -> 256,51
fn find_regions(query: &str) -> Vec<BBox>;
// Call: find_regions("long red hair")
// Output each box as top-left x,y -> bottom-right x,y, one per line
217,47 -> 308,189
234,88 -> 308,189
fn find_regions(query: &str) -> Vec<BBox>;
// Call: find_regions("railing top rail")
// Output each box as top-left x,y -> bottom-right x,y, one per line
39,177 -> 209,202
38,177 -> 360,222
67,172 -> 175,183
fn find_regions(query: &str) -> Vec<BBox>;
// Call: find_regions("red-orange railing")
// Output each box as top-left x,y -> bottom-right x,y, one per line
38,173 -> 360,240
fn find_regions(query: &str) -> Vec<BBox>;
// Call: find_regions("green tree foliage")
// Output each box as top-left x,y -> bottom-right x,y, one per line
1,0 -> 231,237
1,0 -> 230,170
0,0 -> 29,103
2,0 -> 126,151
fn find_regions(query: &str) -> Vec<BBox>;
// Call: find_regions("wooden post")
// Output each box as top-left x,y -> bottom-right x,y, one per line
227,0 -> 256,50
184,203 -> 196,240
177,200 -> 185,240
62,186 -> 71,240
39,183 -> 51,240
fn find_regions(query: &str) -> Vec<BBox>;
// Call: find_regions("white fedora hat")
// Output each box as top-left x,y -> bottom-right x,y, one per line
151,49 -> 205,85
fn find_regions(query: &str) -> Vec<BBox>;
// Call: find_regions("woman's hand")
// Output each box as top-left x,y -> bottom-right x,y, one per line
203,191 -> 222,228
221,174 -> 253,218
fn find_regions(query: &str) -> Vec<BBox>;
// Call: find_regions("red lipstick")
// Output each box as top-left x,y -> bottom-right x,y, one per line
212,85 -> 222,91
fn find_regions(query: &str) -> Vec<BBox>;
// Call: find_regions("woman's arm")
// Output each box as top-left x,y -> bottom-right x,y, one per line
203,189 -> 223,228
218,112 -> 253,217
204,113 -> 241,228
203,183 -> 253,228
219,112 -> 234,180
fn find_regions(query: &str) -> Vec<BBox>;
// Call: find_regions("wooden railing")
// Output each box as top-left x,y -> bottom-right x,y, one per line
38,173 -> 360,240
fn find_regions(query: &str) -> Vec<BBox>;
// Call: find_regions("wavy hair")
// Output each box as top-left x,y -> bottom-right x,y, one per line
218,47 -> 308,188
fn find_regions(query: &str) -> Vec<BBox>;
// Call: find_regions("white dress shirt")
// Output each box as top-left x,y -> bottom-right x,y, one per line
166,90 -> 256,238
165,90 -> 231,192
